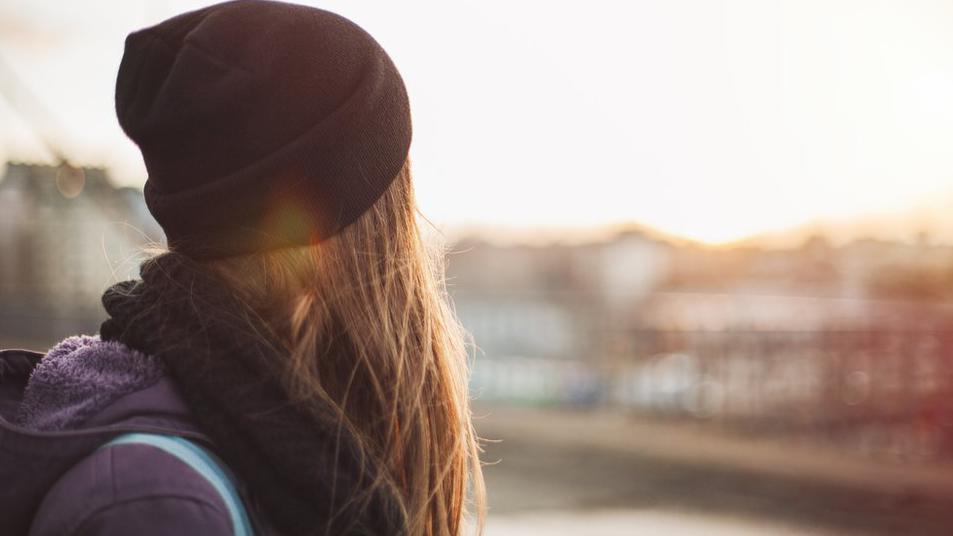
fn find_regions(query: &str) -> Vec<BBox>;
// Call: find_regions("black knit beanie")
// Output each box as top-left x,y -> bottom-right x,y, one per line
116,0 -> 412,259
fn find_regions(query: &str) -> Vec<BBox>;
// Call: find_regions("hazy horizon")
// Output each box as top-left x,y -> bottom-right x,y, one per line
3,155 -> 951,250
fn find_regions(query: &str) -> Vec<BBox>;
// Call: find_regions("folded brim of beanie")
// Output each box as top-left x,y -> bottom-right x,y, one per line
143,81 -> 411,260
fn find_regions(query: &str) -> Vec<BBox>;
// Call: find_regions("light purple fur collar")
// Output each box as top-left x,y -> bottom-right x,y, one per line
15,335 -> 166,431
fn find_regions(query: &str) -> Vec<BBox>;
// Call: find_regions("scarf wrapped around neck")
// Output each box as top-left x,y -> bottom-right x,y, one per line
99,251 -> 406,535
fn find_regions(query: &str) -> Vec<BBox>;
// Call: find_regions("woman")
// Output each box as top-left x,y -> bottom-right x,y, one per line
0,1 -> 485,534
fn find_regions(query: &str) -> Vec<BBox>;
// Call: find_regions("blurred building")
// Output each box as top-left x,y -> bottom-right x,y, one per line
0,161 -> 163,346
448,229 -> 672,404
450,228 -> 953,461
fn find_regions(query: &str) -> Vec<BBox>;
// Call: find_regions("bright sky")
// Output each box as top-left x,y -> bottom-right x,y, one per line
1,0 -> 953,244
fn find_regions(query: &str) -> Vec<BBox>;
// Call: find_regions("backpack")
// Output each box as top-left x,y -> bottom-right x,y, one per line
100,433 -> 255,536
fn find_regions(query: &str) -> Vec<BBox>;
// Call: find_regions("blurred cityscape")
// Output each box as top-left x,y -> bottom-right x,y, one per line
4,160 -> 953,534
452,226 -> 953,464
0,161 -> 161,345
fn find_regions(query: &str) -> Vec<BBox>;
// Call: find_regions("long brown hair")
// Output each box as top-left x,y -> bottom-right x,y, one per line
193,159 -> 485,535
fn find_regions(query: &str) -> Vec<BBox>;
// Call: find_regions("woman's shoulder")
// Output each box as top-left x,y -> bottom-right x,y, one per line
28,438 -> 234,536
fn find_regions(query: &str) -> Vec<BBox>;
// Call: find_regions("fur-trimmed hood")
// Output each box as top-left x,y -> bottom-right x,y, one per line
0,336 -> 207,535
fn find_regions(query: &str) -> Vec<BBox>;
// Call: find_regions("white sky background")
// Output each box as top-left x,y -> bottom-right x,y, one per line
1,0 -> 953,244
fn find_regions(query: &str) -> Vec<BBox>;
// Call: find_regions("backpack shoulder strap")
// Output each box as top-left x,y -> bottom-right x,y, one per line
100,432 -> 254,536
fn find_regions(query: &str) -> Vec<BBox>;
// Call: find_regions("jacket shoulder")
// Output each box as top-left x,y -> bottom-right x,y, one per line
29,441 -> 233,536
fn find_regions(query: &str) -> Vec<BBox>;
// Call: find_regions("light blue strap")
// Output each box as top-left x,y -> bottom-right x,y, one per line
101,433 -> 254,536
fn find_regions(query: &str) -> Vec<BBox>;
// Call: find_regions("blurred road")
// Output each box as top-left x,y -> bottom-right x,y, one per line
475,407 -> 953,535
485,509 -> 851,536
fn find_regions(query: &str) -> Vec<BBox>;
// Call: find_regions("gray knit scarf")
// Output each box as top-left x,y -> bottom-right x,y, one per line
99,251 -> 406,536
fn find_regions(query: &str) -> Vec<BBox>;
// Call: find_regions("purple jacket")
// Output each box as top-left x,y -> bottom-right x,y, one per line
0,335 -> 246,535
